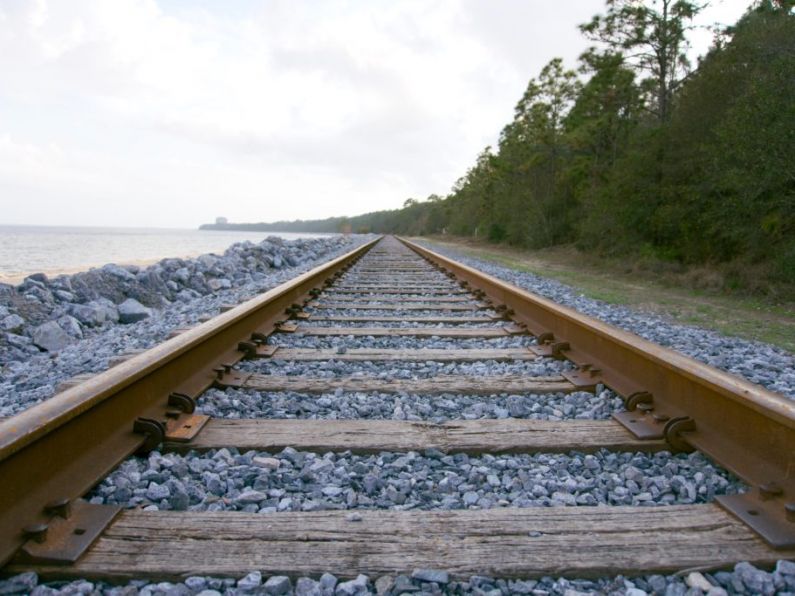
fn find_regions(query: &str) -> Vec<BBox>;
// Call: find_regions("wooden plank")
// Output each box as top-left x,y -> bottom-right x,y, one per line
318,295 -> 473,303
269,347 -> 538,362
340,269 -> 442,282
21,505 -> 791,581
339,281 -> 452,286
333,284 -> 458,289
240,372 -> 572,394
342,274 -> 444,279
333,288 -> 460,292
309,315 -> 503,324
172,419 -> 662,453
339,280 -> 449,285
353,268 -> 430,272
288,326 -> 517,337
329,288 -> 464,294
313,303 -> 483,311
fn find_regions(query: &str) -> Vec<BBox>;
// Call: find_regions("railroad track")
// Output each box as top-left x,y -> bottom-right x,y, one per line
1,235 -> 793,584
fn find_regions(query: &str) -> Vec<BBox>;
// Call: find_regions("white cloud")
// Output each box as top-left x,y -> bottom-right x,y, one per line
0,0 -> 752,227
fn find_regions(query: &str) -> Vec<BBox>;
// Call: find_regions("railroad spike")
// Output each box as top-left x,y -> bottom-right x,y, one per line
550,341 -> 570,358
663,417 -> 696,453
133,418 -> 166,454
759,482 -> 783,500
22,524 -> 48,544
237,341 -> 259,358
45,498 -> 72,520
625,391 -> 653,411
251,331 -> 268,344
167,392 -> 196,414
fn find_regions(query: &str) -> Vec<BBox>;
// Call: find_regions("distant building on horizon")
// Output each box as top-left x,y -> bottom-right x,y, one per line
215,216 -> 228,225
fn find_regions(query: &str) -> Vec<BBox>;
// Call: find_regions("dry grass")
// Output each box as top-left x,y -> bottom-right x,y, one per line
416,236 -> 795,354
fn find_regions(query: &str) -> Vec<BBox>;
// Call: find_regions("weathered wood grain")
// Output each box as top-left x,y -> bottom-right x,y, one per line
352,269 -> 430,272
20,505 -> 791,581
333,285 -> 459,290
240,372 -> 572,394
313,303 -> 483,311
308,315 -> 502,324
287,326 -> 518,337
329,288 -> 466,295
170,419 -> 664,454
316,295 -> 473,303
340,273 -> 450,285
269,347 -> 538,362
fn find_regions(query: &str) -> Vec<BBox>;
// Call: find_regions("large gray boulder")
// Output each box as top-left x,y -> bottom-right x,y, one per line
56,315 -> 83,339
95,298 -> 119,323
32,320 -> 73,352
196,254 -> 219,271
1,314 -> 25,334
117,298 -> 152,324
136,269 -> 172,300
53,289 -> 75,302
207,278 -> 232,291
5,332 -> 34,351
171,267 -> 191,284
68,302 -> 107,326
101,263 -> 136,281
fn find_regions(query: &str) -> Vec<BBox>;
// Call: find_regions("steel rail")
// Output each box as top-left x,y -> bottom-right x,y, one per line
399,237 -> 795,548
0,237 -> 380,567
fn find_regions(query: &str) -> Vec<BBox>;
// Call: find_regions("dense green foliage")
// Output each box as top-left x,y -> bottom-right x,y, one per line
221,1 -> 794,290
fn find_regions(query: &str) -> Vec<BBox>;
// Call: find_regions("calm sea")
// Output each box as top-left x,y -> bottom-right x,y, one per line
0,225 -> 330,284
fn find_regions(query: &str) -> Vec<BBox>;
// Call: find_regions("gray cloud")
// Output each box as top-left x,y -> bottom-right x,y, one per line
0,0 -> 747,227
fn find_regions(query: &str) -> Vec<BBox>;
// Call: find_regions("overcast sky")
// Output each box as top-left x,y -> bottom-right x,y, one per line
0,0 -> 750,229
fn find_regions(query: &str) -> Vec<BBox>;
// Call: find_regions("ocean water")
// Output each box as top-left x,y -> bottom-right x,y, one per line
0,225 -> 330,284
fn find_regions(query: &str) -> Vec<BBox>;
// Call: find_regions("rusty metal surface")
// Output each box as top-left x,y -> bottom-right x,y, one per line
717,492 -> 795,549
13,500 -> 121,565
0,238 -> 379,567
164,414 -> 210,443
399,237 -> 795,548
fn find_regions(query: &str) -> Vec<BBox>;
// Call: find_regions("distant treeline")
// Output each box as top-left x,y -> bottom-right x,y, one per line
199,214 -> 402,234
207,1 -> 795,291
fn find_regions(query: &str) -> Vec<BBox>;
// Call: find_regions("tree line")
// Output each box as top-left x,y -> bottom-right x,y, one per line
245,1 -> 795,291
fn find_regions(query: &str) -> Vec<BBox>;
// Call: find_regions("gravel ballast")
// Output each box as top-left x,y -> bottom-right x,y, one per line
3,237 -> 793,595
88,447 -> 742,513
235,359 -> 574,378
5,560 -> 795,596
267,335 -> 536,349
197,388 -> 622,421
415,240 -> 795,400
0,235 -> 373,416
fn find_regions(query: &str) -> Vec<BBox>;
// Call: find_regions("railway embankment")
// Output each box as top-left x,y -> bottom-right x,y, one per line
1,236 -> 793,595
413,239 -> 795,402
0,235 -> 372,416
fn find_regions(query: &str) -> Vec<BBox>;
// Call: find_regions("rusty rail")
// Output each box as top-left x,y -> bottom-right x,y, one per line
0,238 -> 380,567
399,237 -> 795,548
1,233 -> 794,576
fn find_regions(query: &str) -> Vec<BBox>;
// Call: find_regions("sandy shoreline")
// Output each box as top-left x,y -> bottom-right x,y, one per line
0,251 -> 209,286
